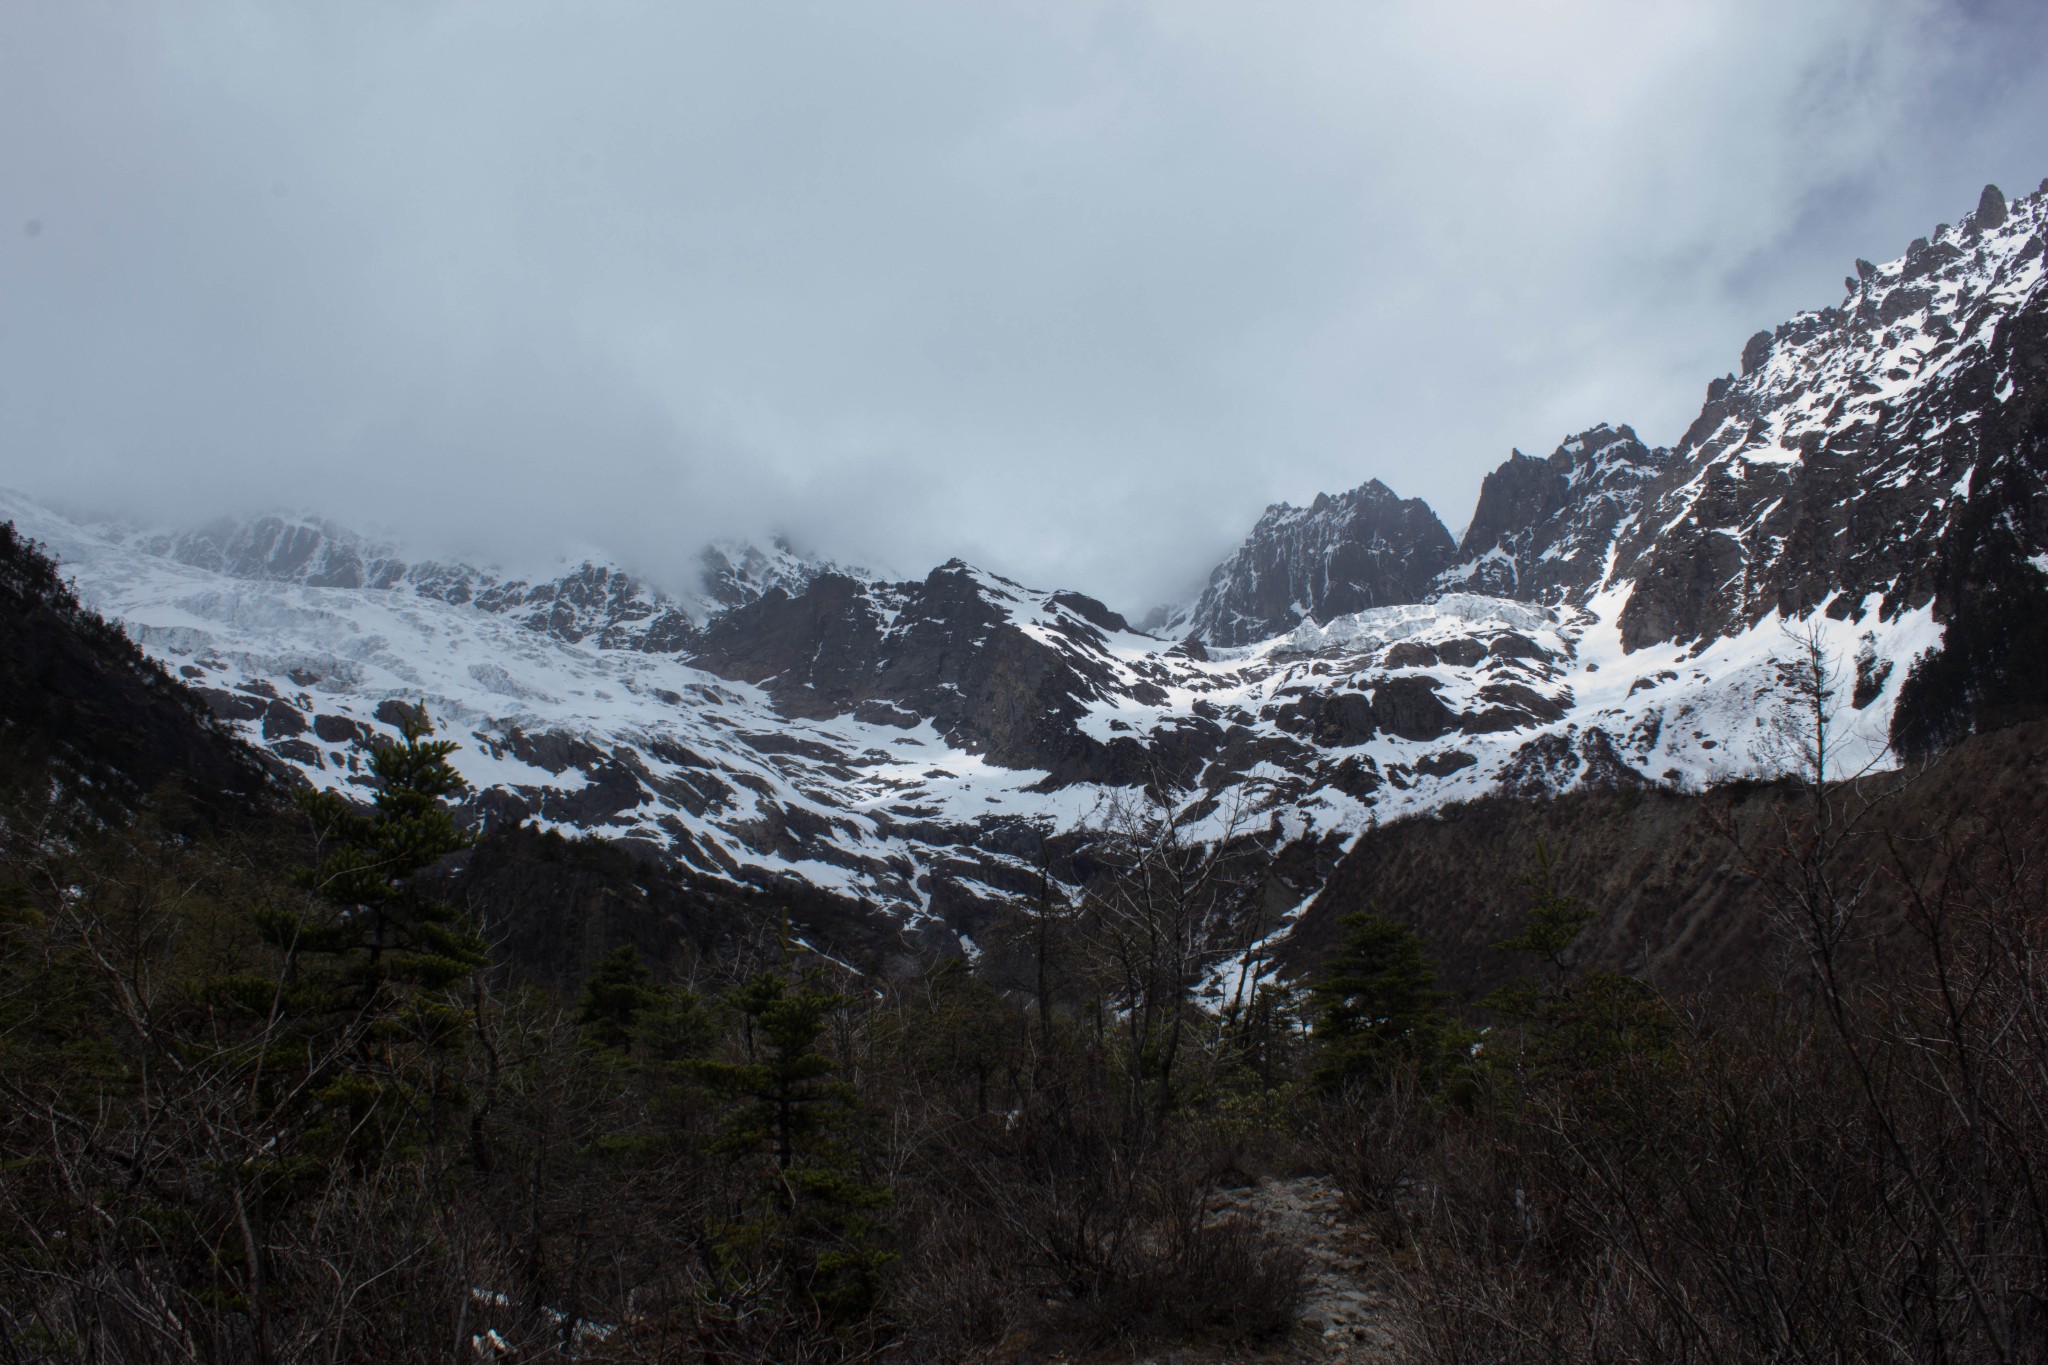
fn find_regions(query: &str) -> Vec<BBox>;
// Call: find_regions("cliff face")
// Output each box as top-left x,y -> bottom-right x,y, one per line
1610,183 -> 2048,654
1185,183 -> 2048,665
1442,423 -> 1678,603
1180,480 -> 1458,647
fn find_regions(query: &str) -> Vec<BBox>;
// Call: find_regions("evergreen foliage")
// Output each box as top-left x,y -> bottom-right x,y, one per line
578,943 -> 656,1052
1482,841 -> 1676,1094
275,713 -> 484,993
1308,911 -> 1453,1092
1488,839 -> 1595,977
692,966 -> 895,1322
232,714 -> 489,1171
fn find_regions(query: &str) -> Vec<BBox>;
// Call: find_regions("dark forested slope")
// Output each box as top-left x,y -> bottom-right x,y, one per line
1286,717 -> 2048,998
0,522 -> 276,828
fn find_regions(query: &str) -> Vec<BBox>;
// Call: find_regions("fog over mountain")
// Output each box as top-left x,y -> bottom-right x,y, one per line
5,1 -> 2048,612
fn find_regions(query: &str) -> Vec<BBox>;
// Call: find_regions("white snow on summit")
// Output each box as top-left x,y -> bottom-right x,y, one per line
0,486 -> 1940,949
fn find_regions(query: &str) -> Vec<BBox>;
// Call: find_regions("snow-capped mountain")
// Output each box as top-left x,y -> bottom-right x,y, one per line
0,493 -> 1924,956
1443,423 -> 1678,604
9,180 -> 2047,954
1184,180 -> 2048,651
1614,180 -> 2047,656
133,512 -> 854,652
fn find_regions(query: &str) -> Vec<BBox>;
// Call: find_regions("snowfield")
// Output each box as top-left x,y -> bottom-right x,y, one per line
1,487 -> 1934,951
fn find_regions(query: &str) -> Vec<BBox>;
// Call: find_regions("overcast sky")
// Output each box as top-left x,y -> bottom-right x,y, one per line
4,1 -> 2047,612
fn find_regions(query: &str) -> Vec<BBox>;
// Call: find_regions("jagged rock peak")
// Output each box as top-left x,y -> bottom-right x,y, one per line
698,536 -> 860,612
1184,477 -> 1456,646
1613,176 -> 2048,651
1440,423 -> 1676,604
1975,182 -> 2007,231
1182,181 -> 2048,654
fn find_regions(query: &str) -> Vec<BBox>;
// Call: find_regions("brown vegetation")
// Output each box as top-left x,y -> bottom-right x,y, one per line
0,740 -> 1313,1362
1314,641 -> 2048,1362
7,522 -> 2048,1362
1287,717 -> 2048,1001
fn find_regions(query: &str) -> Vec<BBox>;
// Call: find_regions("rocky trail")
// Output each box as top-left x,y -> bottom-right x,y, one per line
1211,1174 -> 1402,1364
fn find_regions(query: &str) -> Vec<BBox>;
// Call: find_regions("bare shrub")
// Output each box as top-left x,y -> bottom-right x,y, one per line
1320,814 -> 2048,1363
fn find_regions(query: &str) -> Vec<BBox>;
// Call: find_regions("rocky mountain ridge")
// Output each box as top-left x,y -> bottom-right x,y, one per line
1444,423 -> 1677,604
1183,181 -> 2048,656
137,511 -> 855,652
9,180 -> 2047,959
1173,480 -> 1458,647
1,483 -> 1922,960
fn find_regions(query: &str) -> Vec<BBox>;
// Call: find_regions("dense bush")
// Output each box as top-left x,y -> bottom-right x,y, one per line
0,734 -> 1313,1363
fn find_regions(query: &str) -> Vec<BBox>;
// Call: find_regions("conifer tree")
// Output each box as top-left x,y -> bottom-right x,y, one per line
1488,839 -> 1594,986
281,713 -> 484,994
692,966 -> 893,1321
245,713 -> 488,1165
1484,841 -> 1674,1085
579,944 -> 655,1053
1308,911 -> 1451,1092
1484,840 -> 1595,1039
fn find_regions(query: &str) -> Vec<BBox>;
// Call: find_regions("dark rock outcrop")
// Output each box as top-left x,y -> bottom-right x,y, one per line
1890,281 -> 2048,754
1371,676 -> 1452,742
1272,690 -> 1377,747
1184,480 -> 1457,646
695,562 -> 1161,781
1444,423 -> 1677,603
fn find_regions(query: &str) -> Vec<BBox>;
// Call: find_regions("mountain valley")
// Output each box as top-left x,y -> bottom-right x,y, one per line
8,181 -> 2048,977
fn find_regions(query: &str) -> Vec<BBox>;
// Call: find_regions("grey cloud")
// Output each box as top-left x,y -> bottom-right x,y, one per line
4,0 -> 2047,611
